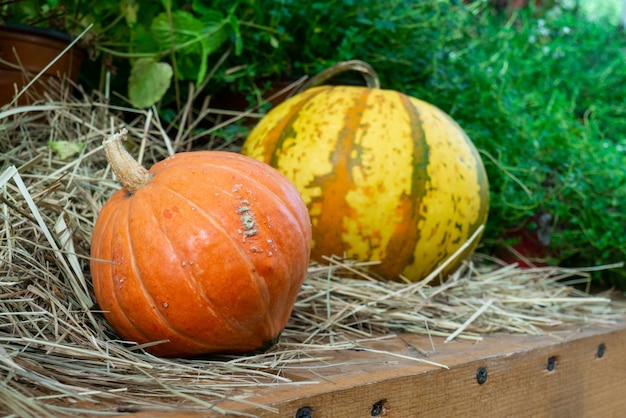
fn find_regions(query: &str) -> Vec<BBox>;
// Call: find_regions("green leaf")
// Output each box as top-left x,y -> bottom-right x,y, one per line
191,0 -> 216,18
48,141 -> 85,160
149,10 -> 231,84
150,11 -> 203,51
196,9 -> 225,27
128,58 -> 173,108
119,0 -> 139,26
269,35 -> 279,49
228,8 -> 243,56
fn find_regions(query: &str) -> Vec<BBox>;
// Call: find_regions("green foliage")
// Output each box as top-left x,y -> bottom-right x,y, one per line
1,0 -> 242,108
127,58 -> 173,108
211,0 -> 477,95
94,3 -> 239,108
0,0 -> 78,31
148,10 -> 230,84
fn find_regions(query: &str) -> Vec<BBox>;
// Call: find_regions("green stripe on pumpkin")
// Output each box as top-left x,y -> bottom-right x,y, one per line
373,93 -> 430,279
255,88 -> 322,168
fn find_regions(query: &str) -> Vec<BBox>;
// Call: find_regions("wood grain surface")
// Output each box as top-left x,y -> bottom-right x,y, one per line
123,322 -> 626,417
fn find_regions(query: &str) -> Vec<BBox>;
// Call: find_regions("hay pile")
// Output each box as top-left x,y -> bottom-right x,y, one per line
1,80 -> 625,417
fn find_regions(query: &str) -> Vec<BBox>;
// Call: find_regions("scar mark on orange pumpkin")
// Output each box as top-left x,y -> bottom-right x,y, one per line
241,213 -> 255,230
237,203 -> 258,242
162,206 -> 180,219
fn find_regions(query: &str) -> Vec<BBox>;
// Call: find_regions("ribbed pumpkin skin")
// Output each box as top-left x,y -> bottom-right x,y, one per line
241,86 -> 489,282
90,151 -> 311,357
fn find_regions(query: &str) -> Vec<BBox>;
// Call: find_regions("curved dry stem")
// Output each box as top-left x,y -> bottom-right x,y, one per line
103,128 -> 151,194
297,60 -> 381,93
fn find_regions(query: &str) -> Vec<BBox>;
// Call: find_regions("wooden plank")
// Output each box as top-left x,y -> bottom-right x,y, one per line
127,322 -> 626,417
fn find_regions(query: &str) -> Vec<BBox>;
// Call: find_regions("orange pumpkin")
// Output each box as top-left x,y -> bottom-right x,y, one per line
90,129 -> 311,357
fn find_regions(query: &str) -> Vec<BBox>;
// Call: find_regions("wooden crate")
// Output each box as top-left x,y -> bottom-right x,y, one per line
131,321 -> 626,417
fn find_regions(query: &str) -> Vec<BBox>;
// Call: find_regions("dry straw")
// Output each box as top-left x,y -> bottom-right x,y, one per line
0,72 -> 625,417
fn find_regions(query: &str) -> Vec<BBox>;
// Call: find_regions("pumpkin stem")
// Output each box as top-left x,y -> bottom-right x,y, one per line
297,60 -> 381,93
103,128 -> 151,194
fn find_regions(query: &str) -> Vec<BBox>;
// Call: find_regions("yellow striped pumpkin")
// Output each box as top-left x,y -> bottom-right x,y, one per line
241,66 -> 489,282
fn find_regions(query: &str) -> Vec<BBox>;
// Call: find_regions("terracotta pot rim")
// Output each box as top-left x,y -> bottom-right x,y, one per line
0,21 -> 84,106
0,21 -> 76,44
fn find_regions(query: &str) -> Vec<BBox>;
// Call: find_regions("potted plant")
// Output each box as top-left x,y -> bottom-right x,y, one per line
0,0 -> 94,105
0,0 -> 90,104
0,1 -> 249,109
